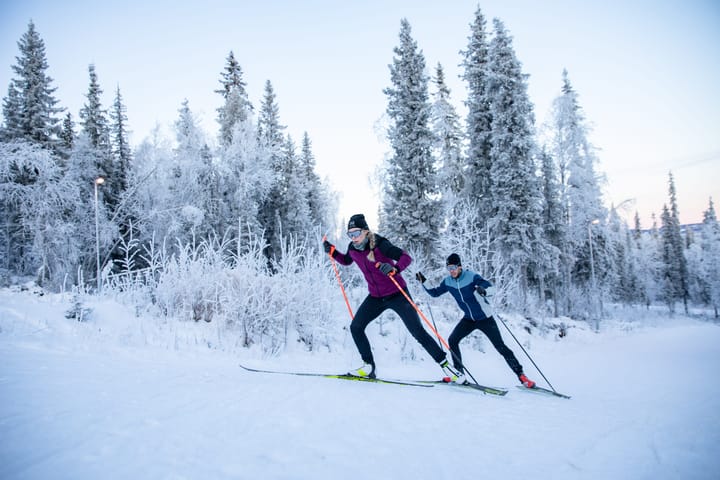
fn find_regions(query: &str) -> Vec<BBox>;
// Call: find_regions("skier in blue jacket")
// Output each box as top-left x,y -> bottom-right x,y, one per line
416,253 -> 536,388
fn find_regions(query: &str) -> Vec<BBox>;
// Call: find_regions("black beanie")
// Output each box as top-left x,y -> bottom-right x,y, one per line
446,253 -> 461,266
348,214 -> 369,230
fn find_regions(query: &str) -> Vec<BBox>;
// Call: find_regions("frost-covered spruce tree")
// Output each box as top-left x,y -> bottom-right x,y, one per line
538,148 -> 564,314
485,18 -> 544,306
79,64 -> 110,152
166,99 -> 218,243
660,172 -> 689,313
58,112 -> 76,161
547,70 -> 606,312
460,6 -> 492,219
78,64 -> 117,214
215,51 -> 253,146
299,132 -> 332,229
381,18 -> 441,260
698,198 -> 720,317
431,63 -> 465,230
256,80 -> 287,261
1,21 -> 63,149
606,207 -> 635,304
277,134 -> 312,236
634,213 -> 664,307
218,114 -> 273,248
0,141 -> 88,287
109,86 -> 131,197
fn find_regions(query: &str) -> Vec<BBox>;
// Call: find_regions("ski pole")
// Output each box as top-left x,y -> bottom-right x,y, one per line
379,264 -> 450,350
496,313 -> 558,393
381,266 -> 488,386
424,301 -> 444,350
323,235 -> 354,320
420,282 -> 482,387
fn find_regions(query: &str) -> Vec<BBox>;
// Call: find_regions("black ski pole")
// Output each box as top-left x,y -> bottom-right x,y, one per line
419,282 -> 482,387
496,313 -> 558,393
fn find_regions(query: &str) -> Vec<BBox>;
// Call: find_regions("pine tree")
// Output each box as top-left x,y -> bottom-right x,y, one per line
547,70 -> 606,317
256,80 -> 286,261
109,85 -> 131,195
538,148 -> 564,314
460,6 -> 492,218
58,112 -> 76,159
430,62 -> 465,226
485,18 -> 544,305
299,132 -> 328,228
660,172 -> 689,313
79,64 -> 110,151
277,134 -> 311,236
0,21 -> 63,149
216,51 -> 253,146
698,198 -> 719,317
381,18 -> 441,259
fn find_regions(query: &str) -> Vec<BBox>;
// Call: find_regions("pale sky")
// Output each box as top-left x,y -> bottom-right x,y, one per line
1,0 -> 718,227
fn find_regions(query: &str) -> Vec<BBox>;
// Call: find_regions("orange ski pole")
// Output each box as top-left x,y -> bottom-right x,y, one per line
376,263 -> 450,351
323,235 -> 354,320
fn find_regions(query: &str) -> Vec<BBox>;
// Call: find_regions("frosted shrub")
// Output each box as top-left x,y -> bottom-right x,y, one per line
144,232 -> 340,355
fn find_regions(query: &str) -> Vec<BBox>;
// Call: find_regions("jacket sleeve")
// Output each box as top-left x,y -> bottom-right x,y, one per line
377,236 -> 412,272
330,244 -> 354,266
473,273 -> 492,290
424,279 -> 448,298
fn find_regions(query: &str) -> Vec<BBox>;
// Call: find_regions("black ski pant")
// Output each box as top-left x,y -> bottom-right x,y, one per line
350,290 -> 446,366
447,316 -> 523,377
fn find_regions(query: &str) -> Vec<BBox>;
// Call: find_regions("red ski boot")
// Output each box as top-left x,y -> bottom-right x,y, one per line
519,374 -> 536,388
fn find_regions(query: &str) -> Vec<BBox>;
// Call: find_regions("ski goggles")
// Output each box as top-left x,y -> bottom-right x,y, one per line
347,230 -> 363,239
446,264 -> 460,271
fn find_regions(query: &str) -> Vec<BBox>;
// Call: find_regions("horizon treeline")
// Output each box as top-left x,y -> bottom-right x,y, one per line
1,7 -> 718,335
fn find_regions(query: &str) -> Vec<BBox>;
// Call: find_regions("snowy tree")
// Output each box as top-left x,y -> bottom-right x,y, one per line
484,18 -> 544,306
79,65 -> 110,152
430,62 -> 465,228
109,85 -> 131,196
299,132 -> 331,229
0,141 -> 94,287
632,224 -> 662,309
0,21 -> 63,150
546,69 -> 606,317
219,115 -> 274,250
58,112 -> 76,160
164,99 -> 217,243
460,6 -> 492,218
697,198 -> 720,317
381,18 -> 441,260
215,51 -> 253,146
538,148 -> 564,314
660,172 -> 689,313
277,134 -> 312,236
255,80 -> 286,261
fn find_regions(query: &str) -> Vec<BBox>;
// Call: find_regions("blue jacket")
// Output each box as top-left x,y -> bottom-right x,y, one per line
423,268 -> 494,321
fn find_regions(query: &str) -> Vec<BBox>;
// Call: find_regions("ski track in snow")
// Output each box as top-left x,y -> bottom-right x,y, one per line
1,288 -> 719,479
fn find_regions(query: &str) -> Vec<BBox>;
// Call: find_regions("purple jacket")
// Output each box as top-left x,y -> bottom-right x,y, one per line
331,234 -> 411,298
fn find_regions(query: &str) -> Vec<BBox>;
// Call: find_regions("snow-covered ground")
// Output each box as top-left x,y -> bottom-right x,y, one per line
1,285 -> 719,480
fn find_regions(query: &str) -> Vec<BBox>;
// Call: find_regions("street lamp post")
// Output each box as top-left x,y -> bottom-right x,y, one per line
94,177 -> 105,292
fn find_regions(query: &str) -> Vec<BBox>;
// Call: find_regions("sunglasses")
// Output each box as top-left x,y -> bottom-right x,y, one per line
446,264 -> 460,271
347,230 -> 363,239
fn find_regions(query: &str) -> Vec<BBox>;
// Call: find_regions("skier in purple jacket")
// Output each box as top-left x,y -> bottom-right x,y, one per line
323,213 -> 462,381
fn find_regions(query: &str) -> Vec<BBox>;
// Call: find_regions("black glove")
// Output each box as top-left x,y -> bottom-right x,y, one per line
416,272 -> 426,283
378,262 -> 396,276
476,286 -> 486,296
323,240 -> 334,254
